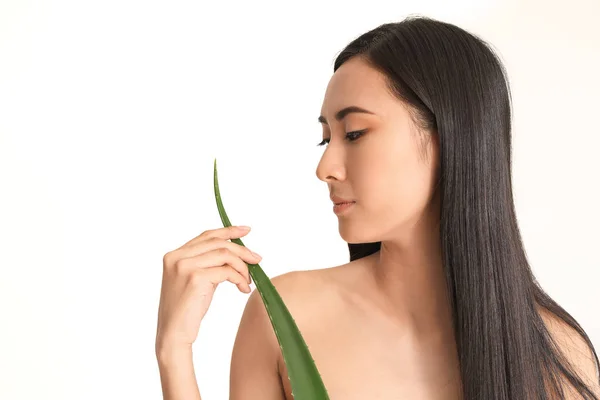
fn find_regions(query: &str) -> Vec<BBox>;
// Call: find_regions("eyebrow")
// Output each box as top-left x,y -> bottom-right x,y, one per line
318,105 -> 376,125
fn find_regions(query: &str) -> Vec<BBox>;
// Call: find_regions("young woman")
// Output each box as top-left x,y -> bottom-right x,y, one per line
155,16 -> 600,399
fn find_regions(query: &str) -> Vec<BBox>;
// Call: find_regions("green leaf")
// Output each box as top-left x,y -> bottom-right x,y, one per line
213,158 -> 330,400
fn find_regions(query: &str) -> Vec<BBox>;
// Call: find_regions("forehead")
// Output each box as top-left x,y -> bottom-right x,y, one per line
320,57 -> 392,116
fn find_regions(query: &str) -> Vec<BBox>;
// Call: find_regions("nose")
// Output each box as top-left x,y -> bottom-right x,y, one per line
315,147 -> 347,183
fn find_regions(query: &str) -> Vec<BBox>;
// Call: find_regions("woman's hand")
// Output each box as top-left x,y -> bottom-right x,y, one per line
155,225 -> 262,357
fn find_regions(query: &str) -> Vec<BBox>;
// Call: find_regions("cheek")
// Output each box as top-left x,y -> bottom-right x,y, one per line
350,130 -> 433,212
357,153 -> 432,218
394,170 -> 432,213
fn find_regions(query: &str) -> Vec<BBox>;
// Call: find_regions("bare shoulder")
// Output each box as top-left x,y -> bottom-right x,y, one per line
229,262 -> 354,399
265,262 -> 364,394
537,306 -> 600,397
265,253 -> 377,327
267,263 -> 351,314
269,252 -> 374,294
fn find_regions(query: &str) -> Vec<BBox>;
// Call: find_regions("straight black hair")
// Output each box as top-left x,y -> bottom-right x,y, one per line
339,15 -> 600,399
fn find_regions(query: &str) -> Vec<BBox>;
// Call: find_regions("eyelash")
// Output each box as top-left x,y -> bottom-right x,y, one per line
317,130 -> 367,147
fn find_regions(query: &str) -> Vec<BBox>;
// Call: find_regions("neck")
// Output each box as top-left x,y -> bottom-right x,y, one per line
365,212 -> 453,341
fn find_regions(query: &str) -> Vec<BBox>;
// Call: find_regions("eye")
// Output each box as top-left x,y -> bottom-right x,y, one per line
317,129 -> 367,147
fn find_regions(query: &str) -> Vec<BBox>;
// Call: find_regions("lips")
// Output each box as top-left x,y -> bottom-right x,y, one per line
330,195 -> 355,205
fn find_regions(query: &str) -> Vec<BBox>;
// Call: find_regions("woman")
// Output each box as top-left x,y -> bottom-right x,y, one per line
155,16 -> 600,399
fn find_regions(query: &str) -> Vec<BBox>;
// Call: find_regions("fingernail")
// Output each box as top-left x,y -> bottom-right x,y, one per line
251,251 -> 262,260
238,226 -> 251,231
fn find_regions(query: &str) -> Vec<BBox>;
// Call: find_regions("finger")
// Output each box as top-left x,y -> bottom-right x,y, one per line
195,265 -> 251,293
203,247 -> 256,284
175,246 -> 253,284
176,240 -> 261,282
183,225 -> 252,248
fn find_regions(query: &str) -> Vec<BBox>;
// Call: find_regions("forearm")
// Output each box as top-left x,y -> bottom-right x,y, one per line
157,346 -> 202,400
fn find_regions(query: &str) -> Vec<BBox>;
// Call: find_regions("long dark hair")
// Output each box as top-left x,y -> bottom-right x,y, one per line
338,15 -> 600,399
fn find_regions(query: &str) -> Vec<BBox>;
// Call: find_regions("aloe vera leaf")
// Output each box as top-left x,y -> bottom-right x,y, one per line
213,158 -> 330,400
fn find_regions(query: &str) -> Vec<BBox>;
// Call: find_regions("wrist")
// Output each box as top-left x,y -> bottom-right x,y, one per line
156,343 -> 201,400
156,341 -> 193,365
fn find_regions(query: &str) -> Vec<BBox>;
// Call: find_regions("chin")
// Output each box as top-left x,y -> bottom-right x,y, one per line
338,223 -> 376,244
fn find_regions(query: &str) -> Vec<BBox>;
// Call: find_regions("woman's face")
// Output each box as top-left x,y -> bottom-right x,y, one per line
316,56 -> 440,244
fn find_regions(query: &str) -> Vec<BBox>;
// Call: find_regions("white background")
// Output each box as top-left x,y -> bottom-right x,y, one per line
1,0 -> 599,398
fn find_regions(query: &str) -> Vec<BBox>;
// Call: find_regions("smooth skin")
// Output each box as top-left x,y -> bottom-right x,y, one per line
156,56 -> 599,399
